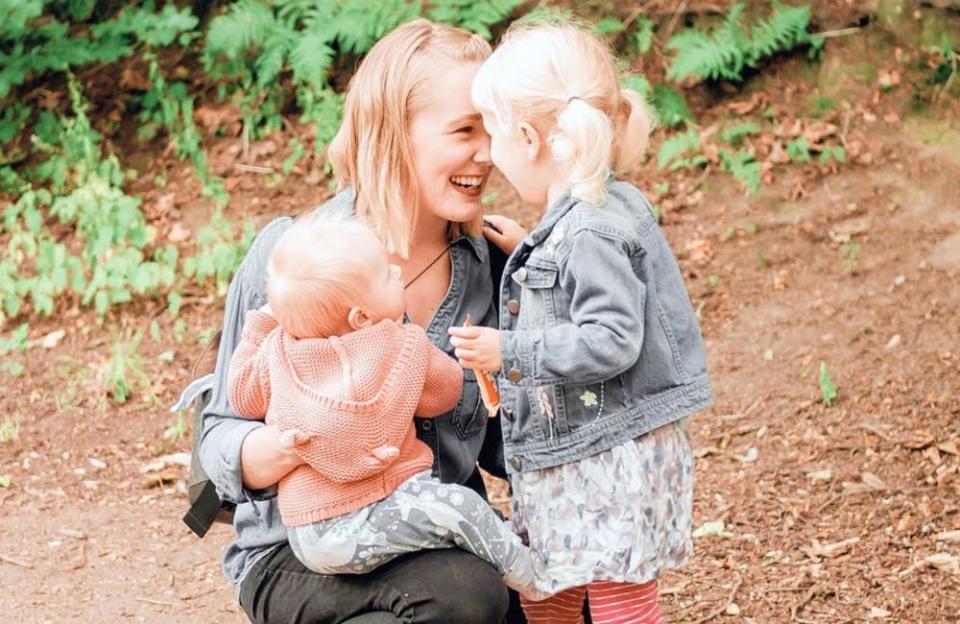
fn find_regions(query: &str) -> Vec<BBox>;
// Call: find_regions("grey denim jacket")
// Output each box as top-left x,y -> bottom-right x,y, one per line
196,190 -> 502,589
497,180 -> 713,473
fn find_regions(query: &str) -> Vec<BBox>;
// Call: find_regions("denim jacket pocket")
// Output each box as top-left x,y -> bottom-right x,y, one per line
452,369 -> 486,440
512,262 -> 558,331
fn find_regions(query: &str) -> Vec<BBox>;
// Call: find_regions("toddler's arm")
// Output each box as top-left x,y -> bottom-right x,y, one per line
500,229 -> 645,385
227,308 -> 278,419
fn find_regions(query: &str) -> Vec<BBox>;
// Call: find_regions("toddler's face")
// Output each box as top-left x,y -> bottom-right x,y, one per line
481,114 -> 549,205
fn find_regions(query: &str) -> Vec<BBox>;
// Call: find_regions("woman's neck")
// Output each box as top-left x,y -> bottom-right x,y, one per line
409,209 -> 449,254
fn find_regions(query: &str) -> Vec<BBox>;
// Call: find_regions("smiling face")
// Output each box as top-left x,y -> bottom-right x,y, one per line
408,60 -> 492,228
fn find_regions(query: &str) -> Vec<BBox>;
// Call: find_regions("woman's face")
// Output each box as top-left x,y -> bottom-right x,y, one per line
407,60 -> 492,228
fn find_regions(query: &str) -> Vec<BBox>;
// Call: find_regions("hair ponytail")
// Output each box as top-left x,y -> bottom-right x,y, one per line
613,88 -> 653,175
550,98 -> 614,205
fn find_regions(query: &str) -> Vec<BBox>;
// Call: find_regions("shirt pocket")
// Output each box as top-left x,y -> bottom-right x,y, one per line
452,369 -> 486,440
511,262 -> 559,330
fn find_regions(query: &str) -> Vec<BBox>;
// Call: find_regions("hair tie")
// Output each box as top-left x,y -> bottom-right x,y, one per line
566,95 -> 583,105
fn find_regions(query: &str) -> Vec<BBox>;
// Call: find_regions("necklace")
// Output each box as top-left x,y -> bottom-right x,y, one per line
403,245 -> 450,290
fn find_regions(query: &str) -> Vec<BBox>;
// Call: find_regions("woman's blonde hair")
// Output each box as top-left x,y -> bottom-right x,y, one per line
267,212 -> 384,339
329,19 -> 492,258
472,21 -> 652,205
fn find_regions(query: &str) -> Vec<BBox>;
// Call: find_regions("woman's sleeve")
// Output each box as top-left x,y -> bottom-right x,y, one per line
198,217 -> 292,505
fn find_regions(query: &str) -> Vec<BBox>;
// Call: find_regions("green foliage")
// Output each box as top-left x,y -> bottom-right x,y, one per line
657,129 -> 703,170
427,0 -> 525,39
786,137 -> 811,162
819,145 -> 846,165
666,2 -> 818,83
593,17 -> 625,36
103,328 -> 146,404
719,148 -> 761,194
652,85 -> 696,128
719,121 -> 761,146
819,361 -> 837,406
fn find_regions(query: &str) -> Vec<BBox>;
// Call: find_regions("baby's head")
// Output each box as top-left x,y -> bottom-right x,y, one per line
472,21 -> 652,205
266,213 -> 405,339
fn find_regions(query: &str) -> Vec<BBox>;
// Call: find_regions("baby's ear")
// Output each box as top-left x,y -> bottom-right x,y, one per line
518,121 -> 542,160
347,306 -> 370,330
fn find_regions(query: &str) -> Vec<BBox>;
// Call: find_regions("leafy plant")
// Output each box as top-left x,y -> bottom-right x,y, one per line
840,242 -> 860,270
666,2 -> 822,83
786,137 -> 811,162
719,121 -> 762,146
819,361 -> 837,406
100,328 -> 148,404
819,145 -> 846,165
719,148 -> 761,194
657,129 -> 703,170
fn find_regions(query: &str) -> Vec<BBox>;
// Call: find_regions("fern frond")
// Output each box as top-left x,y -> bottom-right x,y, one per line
206,0 -> 275,60
333,0 -> 420,56
289,31 -> 335,89
719,121 -> 761,145
657,128 -> 701,170
720,148 -> 760,194
652,84 -> 695,128
428,0 -> 524,39
750,4 -> 811,59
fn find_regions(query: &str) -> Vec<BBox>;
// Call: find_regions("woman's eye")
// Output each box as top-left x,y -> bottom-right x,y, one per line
456,126 -> 473,134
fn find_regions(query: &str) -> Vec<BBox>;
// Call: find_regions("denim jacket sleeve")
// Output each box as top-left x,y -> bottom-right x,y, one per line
500,227 -> 645,386
198,217 -> 292,505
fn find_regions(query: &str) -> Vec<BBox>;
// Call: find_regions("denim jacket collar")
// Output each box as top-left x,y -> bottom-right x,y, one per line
452,233 -> 486,261
527,192 -> 578,247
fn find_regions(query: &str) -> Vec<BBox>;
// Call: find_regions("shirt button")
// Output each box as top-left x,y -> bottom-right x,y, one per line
506,299 -> 520,315
509,456 -> 523,471
515,268 -> 527,282
421,420 -> 432,431
507,368 -> 523,383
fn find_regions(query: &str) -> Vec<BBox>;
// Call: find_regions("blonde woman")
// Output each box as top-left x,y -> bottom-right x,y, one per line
199,20 -> 513,623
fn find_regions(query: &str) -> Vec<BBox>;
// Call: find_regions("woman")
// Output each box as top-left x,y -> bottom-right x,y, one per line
199,19 -> 511,623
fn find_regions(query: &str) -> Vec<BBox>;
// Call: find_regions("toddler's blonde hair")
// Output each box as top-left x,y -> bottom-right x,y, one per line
267,213 -> 384,339
329,19 -> 492,258
472,21 -> 652,205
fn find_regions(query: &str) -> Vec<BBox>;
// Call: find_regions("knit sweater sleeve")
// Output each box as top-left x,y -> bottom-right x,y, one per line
417,340 -> 464,418
227,309 -> 278,419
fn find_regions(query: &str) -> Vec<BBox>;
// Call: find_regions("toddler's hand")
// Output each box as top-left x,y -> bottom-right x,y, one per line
259,303 -> 274,317
448,324 -> 502,373
483,215 -> 528,255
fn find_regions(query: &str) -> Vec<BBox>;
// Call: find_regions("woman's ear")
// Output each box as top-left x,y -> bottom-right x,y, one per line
347,306 -> 371,330
518,121 -> 542,161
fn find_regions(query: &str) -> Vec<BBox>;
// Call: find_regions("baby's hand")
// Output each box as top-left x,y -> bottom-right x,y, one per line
448,324 -> 502,373
483,215 -> 528,255
277,428 -> 311,449
259,302 -> 274,317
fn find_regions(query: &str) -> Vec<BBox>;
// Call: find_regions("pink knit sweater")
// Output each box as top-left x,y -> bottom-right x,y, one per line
228,311 -> 463,526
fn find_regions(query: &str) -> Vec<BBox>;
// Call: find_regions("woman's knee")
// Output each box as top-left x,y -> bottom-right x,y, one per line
422,550 -> 509,622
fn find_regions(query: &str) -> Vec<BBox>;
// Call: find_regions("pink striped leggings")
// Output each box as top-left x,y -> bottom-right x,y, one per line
520,579 -> 663,624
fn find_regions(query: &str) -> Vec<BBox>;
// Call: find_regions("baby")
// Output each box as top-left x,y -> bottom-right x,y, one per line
227,210 -> 544,598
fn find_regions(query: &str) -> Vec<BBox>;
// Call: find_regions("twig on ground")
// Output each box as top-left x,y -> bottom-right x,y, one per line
691,574 -> 742,624
0,553 -> 33,568
135,597 -> 180,607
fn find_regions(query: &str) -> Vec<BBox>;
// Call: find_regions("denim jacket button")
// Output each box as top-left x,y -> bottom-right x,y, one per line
509,456 -> 523,471
515,268 -> 527,282
421,420 -> 432,431
507,368 -> 523,383
506,299 -> 520,315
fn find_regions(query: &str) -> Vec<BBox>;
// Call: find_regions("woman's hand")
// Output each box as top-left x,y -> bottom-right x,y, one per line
448,324 -> 502,373
483,215 -> 528,255
240,425 -> 309,490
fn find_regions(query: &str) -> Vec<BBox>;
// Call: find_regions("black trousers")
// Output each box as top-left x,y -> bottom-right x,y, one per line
239,543 -> 514,623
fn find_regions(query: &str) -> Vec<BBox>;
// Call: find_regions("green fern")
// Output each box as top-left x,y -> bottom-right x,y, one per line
427,0 -> 525,39
666,2 -> 816,83
334,0 -> 421,56
719,121 -> 761,146
719,148 -> 761,194
657,129 -> 701,170
652,85 -> 695,128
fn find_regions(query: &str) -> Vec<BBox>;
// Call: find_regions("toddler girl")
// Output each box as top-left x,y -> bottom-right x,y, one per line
227,211 -> 546,599
448,21 -> 713,623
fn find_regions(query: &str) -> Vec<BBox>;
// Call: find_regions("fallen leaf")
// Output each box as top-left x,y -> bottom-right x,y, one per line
693,520 -> 733,539
0,474 -> 11,488
685,239 -> 714,266
861,472 -> 887,490
868,606 -> 892,618
807,469 -> 833,483
935,530 -> 960,543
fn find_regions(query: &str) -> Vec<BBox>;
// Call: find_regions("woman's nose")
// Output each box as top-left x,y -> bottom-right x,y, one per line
473,132 -> 491,164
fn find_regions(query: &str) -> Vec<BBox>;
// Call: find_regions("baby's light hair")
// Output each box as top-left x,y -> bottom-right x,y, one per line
329,19 -> 492,259
472,21 -> 652,205
266,213 -> 385,339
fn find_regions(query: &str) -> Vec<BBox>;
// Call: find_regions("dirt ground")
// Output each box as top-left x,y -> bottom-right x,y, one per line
2,19 -> 960,624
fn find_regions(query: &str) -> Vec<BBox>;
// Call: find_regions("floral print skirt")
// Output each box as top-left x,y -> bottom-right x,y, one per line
510,420 -> 694,594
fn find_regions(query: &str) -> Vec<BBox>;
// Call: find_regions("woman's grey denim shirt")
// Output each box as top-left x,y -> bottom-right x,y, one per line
497,180 -> 713,473
197,190 -> 501,590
